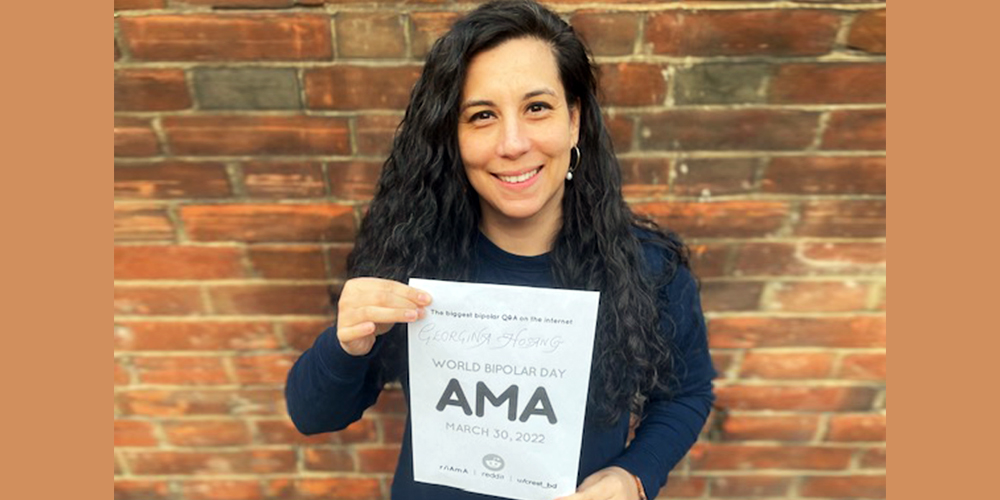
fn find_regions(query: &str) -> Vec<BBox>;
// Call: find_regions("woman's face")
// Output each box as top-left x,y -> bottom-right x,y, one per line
458,37 -> 580,231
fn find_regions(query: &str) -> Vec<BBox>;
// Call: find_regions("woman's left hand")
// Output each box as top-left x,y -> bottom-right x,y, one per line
553,466 -> 642,500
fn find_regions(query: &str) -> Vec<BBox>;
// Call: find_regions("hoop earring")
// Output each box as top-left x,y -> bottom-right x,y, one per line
567,145 -> 581,181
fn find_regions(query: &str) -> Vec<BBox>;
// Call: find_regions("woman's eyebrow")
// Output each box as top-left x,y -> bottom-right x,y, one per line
460,88 -> 558,112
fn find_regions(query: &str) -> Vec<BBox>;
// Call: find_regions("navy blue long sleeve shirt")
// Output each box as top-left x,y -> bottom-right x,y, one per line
286,232 -> 716,499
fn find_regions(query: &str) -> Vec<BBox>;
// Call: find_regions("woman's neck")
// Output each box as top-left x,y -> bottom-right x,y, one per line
479,211 -> 561,257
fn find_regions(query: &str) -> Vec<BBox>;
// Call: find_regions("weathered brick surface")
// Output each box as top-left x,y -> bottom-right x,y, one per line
115,69 -> 191,111
114,2 -> 886,497
674,64 -> 770,105
193,68 -> 301,110
119,15 -> 332,61
163,116 -> 350,156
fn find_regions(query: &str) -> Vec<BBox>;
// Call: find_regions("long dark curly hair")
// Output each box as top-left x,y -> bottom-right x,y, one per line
344,0 -> 691,425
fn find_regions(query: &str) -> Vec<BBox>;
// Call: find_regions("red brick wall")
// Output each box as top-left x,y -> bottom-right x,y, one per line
114,1 -> 886,499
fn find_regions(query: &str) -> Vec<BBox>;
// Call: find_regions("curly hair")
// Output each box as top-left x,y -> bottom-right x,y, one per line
344,0 -> 691,425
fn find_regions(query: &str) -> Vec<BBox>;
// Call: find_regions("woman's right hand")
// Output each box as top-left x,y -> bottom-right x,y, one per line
336,277 -> 433,356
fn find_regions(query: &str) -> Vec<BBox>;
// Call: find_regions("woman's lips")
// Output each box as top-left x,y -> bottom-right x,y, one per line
493,166 -> 542,184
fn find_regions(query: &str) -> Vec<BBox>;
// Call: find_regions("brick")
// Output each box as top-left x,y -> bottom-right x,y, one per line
357,446 -> 401,473
828,413 -> 886,441
604,113 -> 633,152
795,200 -> 886,237
700,281 -> 763,312
247,245 -> 327,279
305,66 -> 421,110
117,389 -> 284,416
719,414 -> 819,442
763,156 -> 885,194
328,161 -> 383,201
115,69 -> 192,111
673,158 -> 757,196
114,286 -> 204,316
337,13 -> 405,58
647,11 -> 840,56
655,476 -> 706,498
114,204 -> 174,242
381,415 -> 406,443
114,322 -> 279,351
163,420 -> 252,446
115,245 -> 245,280
848,9 -> 886,54
639,110 -> 819,151
771,64 -> 886,104
327,245 -> 353,280
115,0 -> 164,9
115,420 -> 158,447
267,478 -> 381,500
180,203 -> 355,242
839,353 -> 886,381
181,480 -> 262,500
126,449 -> 295,474
410,12 -> 460,58
133,356 -> 230,385
691,443 -> 851,470
356,115 -> 401,157
823,109 -> 886,150
766,281 -> 870,312
115,162 -> 231,199
598,63 -> 667,106
370,387 -> 407,414
740,352 -> 834,379
673,64 -> 769,105
800,475 -> 885,498
620,158 -> 670,198
688,243 -> 729,278
119,15 -> 332,61
208,284 -> 334,315
304,448 -> 355,471
173,1 -> 296,8
282,320 -> 331,351
115,359 -> 131,385
633,201 -> 789,238
709,316 -> 886,348
860,447 -> 886,468
571,11 -> 638,56
116,39 -> 122,61
710,352 -> 734,378
735,242 -> 885,277
710,476 -> 792,497
715,386 -> 877,411
115,117 -> 159,157
114,480 -> 170,500
163,116 -> 350,156
233,354 -> 297,384
193,68 -> 301,110
256,417 -> 375,445
242,162 -> 326,199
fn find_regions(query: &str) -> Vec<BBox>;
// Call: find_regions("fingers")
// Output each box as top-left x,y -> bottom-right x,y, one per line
336,278 -> 434,356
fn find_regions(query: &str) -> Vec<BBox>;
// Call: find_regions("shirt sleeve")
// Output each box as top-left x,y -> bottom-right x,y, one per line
284,325 -> 386,435
608,265 -> 717,497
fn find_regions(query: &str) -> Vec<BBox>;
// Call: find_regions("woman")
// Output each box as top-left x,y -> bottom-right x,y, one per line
285,1 -> 716,499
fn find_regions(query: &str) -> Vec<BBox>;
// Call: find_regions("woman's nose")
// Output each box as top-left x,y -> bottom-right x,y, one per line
496,118 -> 530,159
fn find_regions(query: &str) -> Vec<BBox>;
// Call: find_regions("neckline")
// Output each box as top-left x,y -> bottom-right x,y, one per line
475,231 -> 551,273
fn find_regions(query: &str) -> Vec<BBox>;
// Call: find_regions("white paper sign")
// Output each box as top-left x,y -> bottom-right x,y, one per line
407,278 -> 600,500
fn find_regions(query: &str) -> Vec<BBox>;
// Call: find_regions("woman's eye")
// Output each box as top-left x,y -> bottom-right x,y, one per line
469,111 -> 494,122
527,102 -> 551,113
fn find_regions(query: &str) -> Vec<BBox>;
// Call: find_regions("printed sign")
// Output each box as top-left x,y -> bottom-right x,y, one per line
408,278 -> 600,500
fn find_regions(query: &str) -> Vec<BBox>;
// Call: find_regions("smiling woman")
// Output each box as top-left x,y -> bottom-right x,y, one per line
285,1 -> 717,499
459,37 -> 581,255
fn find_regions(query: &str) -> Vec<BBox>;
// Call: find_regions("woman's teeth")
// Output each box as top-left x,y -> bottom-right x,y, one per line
497,167 -> 540,183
